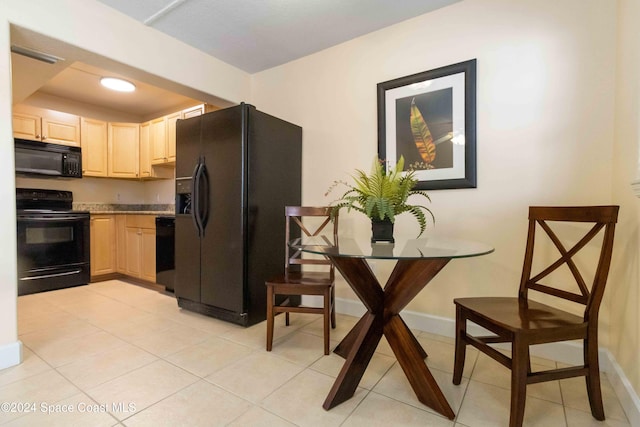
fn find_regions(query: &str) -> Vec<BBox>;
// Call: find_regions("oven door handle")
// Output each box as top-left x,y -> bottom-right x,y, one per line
17,215 -> 87,221
20,269 -> 82,281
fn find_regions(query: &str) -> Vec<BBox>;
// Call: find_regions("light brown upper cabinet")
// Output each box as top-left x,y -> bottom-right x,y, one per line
139,121 -> 151,178
108,122 -> 140,178
166,111 -> 179,163
13,105 -> 81,147
150,105 -> 214,166
140,121 -> 172,180
81,118 -> 108,177
151,111 -> 179,165
150,116 -> 167,165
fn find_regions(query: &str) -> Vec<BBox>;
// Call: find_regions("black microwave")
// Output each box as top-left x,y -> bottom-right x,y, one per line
15,139 -> 82,178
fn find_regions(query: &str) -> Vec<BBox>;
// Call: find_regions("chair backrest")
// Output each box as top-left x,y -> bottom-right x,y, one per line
284,206 -> 338,279
518,206 -> 619,322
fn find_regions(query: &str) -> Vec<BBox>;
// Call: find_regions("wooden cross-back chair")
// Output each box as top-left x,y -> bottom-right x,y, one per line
452,206 -> 619,427
266,206 -> 338,355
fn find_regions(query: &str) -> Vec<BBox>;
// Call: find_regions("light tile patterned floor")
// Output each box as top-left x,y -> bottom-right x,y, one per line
0,280 -> 631,426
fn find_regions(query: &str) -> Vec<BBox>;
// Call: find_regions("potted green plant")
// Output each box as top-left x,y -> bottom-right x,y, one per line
326,156 -> 434,242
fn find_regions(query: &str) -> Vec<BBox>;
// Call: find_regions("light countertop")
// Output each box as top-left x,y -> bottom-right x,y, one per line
75,203 -> 174,216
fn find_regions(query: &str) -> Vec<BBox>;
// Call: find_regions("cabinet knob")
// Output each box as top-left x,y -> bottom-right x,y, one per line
35,134 -> 40,139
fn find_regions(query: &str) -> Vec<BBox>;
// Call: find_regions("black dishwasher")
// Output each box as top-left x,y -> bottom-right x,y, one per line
155,216 -> 175,292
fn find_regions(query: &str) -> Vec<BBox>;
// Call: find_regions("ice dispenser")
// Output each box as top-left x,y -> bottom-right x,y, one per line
176,177 -> 192,214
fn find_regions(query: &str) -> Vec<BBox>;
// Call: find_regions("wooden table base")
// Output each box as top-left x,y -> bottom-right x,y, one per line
323,256 -> 455,420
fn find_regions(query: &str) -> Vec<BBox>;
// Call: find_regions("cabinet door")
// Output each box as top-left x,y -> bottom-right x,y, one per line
41,110 -> 81,146
166,112 -> 180,163
12,105 -> 80,146
12,112 -> 41,140
125,227 -> 142,277
116,215 -> 127,273
182,105 -> 204,119
139,122 -> 151,178
150,117 -> 167,164
90,215 -> 116,276
81,118 -> 108,177
108,122 -> 140,178
141,228 -> 156,282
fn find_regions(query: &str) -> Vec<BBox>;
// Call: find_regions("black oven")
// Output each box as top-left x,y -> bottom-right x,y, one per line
16,189 -> 90,295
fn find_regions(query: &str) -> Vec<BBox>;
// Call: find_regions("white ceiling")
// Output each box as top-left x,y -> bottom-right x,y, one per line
11,0 -> 460,118
94,0 -> 460,73
10,26 -> 220,120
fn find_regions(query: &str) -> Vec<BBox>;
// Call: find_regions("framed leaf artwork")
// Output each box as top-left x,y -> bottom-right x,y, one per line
377,59 -> 477,190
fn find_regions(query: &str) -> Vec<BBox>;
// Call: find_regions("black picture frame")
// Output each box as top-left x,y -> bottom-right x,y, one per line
377,59 -> 477,190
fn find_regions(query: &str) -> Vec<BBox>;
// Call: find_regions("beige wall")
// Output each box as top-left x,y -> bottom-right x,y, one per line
15,176 -> 148,204
1,0 -> 637,401
251,0 -> 635,399
252,0 -> 616,316
611,0 -> 640,400
0,0 -> 249,359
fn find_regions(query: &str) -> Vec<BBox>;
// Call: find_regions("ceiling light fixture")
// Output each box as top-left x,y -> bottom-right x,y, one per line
100,77 -> 136,92
11,45 -> 64,64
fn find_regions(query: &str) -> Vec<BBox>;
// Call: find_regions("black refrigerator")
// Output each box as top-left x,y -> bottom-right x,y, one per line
174,103 -> 302,326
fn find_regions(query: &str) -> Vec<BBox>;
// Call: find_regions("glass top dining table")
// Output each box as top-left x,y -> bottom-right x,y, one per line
290,234 -> 494,418
291,235 -> 494,260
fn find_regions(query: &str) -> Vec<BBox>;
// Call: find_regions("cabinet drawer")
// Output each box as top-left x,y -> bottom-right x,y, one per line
125,214 -> 156,229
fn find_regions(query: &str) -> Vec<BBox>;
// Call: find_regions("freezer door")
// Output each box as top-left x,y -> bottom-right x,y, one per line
175,115 -> 202,179
174,215 -> 201,302
199,106 -> 245,314
174,115 -> 204,302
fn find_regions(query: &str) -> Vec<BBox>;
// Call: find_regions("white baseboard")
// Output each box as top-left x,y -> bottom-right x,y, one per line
603,350 -> 640,426
333,297 -> 640,424
0,340 -> 22,370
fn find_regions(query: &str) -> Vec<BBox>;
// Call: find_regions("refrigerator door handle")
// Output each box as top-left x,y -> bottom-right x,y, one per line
200,162 -> 210,233
192,160 -> 204,237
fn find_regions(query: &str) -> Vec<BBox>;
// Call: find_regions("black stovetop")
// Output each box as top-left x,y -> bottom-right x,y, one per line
16,188 -> 74,211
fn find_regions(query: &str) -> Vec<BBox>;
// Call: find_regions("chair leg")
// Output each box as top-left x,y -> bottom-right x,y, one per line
266,285 -> 274,351
453,306 -> 467,385
323,288 -> 330,355
330,284 -> 336,329
285,312 -> 290,326
509,337 -> 529,427
585,333 -> 605,420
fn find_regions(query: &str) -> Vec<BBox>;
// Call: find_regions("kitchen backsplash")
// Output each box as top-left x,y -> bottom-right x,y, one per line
74,203 -> 175,214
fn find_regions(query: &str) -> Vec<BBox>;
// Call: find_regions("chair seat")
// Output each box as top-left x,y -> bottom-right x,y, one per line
454,297 -> 585,334
267,271 -> 333,286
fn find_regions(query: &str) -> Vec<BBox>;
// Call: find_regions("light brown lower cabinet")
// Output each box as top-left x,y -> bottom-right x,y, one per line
90,215 -> 116,276
92,214 -> 156,283
116,215 -> 127,273
124,215 -> 156,282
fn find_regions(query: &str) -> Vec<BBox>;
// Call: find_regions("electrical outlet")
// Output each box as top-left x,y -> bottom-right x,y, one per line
116,193 -> 121,201
156,193 -> 160,202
